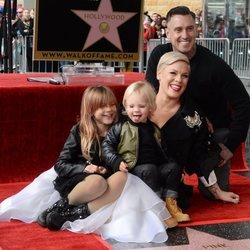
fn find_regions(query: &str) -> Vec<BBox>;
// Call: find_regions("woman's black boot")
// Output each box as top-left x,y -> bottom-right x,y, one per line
46,203 -> 90,230
37,197 -> 69,227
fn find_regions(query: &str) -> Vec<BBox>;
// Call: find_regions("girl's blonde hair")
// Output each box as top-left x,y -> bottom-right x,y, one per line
122,81 -> 157,111
157,51 -> 190,73
79,85 -> 117,160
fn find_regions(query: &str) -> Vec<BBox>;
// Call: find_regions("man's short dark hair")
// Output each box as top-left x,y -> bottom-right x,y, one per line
166,6 -> 195,22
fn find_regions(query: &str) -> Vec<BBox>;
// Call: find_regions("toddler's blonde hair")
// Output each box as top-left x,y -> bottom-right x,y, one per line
123,81 -> 157,112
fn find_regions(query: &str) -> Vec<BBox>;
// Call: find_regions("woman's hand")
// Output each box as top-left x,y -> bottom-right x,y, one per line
119,161 -> 128,172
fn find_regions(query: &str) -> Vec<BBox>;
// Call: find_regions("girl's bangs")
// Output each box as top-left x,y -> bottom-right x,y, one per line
88,87 -> 117,112
97,88 -> 117,107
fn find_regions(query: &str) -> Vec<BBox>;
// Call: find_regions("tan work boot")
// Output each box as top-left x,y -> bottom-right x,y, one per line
164,216 -> 178,228
165,197 -> 190,222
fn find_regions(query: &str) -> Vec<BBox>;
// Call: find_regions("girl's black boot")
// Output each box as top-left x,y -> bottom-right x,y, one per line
37,197 -> 69,227
46,203 -> 90,230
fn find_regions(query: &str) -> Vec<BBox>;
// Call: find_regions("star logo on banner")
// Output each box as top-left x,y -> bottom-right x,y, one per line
71,0 -> 137,51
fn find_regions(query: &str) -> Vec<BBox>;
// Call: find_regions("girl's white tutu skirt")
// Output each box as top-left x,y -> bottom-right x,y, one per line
0,167 -> 170,243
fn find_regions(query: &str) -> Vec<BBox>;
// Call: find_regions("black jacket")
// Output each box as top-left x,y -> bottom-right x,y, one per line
160,99 -> 221,182
54,124 -> 111,178
102,119 -> 162,172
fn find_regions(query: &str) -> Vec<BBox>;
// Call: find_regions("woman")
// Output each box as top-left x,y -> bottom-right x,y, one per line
0,86 -> 170,243
150,51 -> 240,212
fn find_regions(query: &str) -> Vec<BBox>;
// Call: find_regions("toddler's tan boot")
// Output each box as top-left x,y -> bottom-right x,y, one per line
165,197 -> 190,222
164,216 -> 178,228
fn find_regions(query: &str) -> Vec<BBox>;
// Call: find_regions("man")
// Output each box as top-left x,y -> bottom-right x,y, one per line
12,8 -> 23,37
145,6 -> 250,198
150,12 -> 161,27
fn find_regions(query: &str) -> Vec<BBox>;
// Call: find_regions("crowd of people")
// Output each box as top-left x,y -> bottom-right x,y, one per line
144,8 -> 250,40
0,5 -> 250,244
0,7 -> 34,72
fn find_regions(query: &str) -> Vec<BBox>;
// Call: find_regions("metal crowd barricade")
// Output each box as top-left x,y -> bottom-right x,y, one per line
146,38 -> 230,65
231,38 -> 250,80
13,35 -> 141,73
12,36 -> 250,80
196,38 -> 230,64
146,38 -> 250,80
230,39 -> 250,151
146,38 -> 166,64
13,35 -> 67,73
13,35 -> 31,73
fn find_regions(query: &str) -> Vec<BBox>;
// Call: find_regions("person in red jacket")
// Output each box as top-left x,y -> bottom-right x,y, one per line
143,19 -> 156,68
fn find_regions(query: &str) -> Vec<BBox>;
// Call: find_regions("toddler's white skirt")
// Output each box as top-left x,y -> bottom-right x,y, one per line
0,167 -> 169,243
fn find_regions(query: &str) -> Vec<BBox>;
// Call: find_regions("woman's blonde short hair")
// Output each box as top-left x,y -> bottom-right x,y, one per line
123,81 -> 157,111
157,51 -> 190,73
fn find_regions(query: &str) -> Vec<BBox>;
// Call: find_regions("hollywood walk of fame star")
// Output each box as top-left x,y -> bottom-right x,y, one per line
71,0 -> 137,51
141,228 -> 250,249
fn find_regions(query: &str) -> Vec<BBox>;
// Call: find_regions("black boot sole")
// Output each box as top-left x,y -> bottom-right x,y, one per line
37,211 -> 49,227
46,211 -> 66,230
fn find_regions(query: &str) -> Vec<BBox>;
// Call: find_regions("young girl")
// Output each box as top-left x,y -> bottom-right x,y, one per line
0,85 -> 170,243
102,81 -> 189,227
